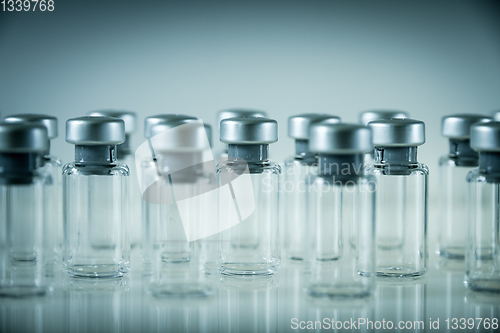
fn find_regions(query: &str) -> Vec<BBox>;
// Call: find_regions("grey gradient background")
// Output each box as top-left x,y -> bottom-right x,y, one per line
1,0 -> 500,207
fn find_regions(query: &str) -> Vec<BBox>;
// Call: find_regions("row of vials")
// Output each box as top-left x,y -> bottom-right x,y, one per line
0,109 -> 499,299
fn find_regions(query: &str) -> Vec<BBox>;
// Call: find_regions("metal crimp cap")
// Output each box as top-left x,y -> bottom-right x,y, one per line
0,123 -> 49,153
217,109 -> 267,130
66,116 -> 125,145
3,113 -> 58,139
144,114 -> 197,138
368,118 -> 425,147
309,123 -> 372,154
288,113 -> 341,140
441,113 -> 492,139
471,121 -> 500,152
220,117 -> 278,144
359,110 -> 410,126
87,110 -> 137,134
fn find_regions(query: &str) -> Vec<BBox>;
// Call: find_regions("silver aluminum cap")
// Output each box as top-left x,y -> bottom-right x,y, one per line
471,122 -> 500,152
359,110 -> 410,126
144,114 -> 197,138
220,117 -> 278,144
66,116 -> 125,145
3,113 -> 58,139
0,123 -> 49,153
441,113 -> 492,139
288,113 -> 341,140
368,118 -> 425,147
217,109 -> 267,130
150,120 -> 209,152
309,123 -> 372,154
87,110 -> 137,134
491,110 -> 500,121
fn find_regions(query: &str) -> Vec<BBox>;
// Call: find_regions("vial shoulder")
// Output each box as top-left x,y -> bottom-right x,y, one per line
217,160 -> 281,175
438,155 -> 455,167
43,155 -> 63,167
62,162 -> 130,176
365,162 -> 429,176
466,168 -> 481,183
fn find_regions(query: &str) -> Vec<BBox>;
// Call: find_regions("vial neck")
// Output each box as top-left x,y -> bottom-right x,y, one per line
295,139 -> 316,163
75,145 -> 117,165
448,139 -> 478,166
116,134 -> 132,159
318,153 -> 364,182
479,152 -> 500,182
375,146 -> 418,165
0,152 -> 39,185
228,144 -> 269,162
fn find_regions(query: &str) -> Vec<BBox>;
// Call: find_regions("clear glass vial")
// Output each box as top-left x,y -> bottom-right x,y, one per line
218,117 -> 281,275
283,113 -> 340,261
305,123 -> 375,298
366,118 -> 429,277
88,110 -> 141,249
466,121 -> 500,292
63,116 -> 130,278
0,123 -> 50,297
145,119 -> 214,297
140,114 -> 197,275
438,114 -> 492,259
3,114 -> 63,270
215,109 -> 267,157
359,110 -> 410,164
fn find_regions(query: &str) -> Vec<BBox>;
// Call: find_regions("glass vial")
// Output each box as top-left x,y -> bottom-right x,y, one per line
3,114 -> 63,273
144,118 -> 214,297
215,109 -> 267,157
366,118 -> 428,277
283,114 -> 340,261
88,110 -> 141,249
0,123 -> 50,297
466,121 -> 500,292
438,114 -> 492,259
63,116 -> 130,278
359,110 -> 410,164
218,117 -> 281,275
305,123 -> 375,298
140,114 -> 197,275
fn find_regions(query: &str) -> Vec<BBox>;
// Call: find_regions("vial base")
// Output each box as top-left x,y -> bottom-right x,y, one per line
306,283 -> 372,299
219,263 -> 279,276
0,286 -> 49,298
286,253 -> 304,261
465,277 -> 500,293
376,266 -> 427,278
149,283 -> 214,298
438,246 -> 465,260
64,263 -> 129,279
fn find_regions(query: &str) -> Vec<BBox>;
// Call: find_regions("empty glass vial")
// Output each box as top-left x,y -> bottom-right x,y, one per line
88,110 -> 141,249
145,119 -> 215,297
3,114 -> 63,272
0,123 -> 50,297
438,114 -> 492,259
218,117 -> 281,275
466,121 -> 500,292
140,114 -> 197,275
366,119 -> 428,277
359,110 -> 410,164
216,109 -> 267,157
63,116 -> 130,278
283,114 -> 341,261
305,123 -> 375,298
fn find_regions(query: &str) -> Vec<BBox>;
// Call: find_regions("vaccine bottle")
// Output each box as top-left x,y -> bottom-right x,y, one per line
146,120 -> 214,297
216,109 -> 267,157
438,114 -> 492,259
88,110 -> 141,249
283,114 -> 340,261
366,118 -> 428,277
3,114 -> 63,272
63,116 -> 130,278
0,123 -> 50,297
140,114 -> 197,275
359,110 -> 409,164
466,121 -> 500,292
218,117 -> 281,275
305,123 -> 375,298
